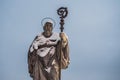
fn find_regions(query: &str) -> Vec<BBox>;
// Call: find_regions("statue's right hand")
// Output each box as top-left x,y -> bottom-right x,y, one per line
33,44 -> 38,50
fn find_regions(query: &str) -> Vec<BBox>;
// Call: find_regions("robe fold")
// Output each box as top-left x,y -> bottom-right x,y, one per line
28,32 -> 70,80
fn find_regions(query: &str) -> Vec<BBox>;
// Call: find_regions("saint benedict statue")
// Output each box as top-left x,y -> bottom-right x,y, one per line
28,18 -> 70,80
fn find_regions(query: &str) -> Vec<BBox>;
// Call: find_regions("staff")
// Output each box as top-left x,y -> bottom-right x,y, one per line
57,7 -> 68,80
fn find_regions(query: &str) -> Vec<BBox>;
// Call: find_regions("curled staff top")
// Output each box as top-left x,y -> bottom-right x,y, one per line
57,7 -> 68,18
41,17 -> 56,28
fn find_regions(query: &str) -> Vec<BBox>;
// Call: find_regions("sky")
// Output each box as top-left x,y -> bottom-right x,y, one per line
0,0 -> 120,80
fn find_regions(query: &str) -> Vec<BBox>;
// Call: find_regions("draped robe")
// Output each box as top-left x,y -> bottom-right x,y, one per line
28,32 -> 70,80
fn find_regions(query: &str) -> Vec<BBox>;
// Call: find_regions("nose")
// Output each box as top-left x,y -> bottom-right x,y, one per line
46,26 -> 49,30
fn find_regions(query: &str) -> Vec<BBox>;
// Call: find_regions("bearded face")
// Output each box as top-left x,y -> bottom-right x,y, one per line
43,22 -> 53,37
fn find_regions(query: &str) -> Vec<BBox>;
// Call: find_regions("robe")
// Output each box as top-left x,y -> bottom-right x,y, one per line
28,32 -> 70,80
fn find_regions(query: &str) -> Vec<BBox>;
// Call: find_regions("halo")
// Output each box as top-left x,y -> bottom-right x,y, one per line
41,17 -> 56,28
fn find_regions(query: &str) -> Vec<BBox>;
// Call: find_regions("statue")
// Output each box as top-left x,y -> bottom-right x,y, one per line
28,7 -> 70,80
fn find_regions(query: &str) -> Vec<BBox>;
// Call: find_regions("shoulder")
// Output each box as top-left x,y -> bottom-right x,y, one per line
33,33 -> 43,40
53,32 -> 59,36
50,32 -> 60,39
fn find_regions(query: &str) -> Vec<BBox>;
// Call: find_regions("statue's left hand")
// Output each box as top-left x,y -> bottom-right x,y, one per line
59,32 -> 67,42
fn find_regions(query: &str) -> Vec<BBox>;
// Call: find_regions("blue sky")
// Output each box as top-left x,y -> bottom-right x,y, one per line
0,0 -> 120,80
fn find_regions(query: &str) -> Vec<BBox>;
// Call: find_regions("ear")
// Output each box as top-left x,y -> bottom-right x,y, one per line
43,26 -> 45,30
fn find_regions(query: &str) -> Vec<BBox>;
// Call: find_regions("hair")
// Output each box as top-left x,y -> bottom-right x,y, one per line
43,22 -> 53,30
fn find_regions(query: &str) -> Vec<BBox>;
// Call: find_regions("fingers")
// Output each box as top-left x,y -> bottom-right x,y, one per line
60,32 -> 67,42
60,32 -> 65,38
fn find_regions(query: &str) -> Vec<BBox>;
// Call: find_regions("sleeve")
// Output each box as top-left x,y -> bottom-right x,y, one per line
57,39 -> 70,69
28,36 -> 38,77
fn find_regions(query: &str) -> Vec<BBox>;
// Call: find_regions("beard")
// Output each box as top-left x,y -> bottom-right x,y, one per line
44,31 -> 52,37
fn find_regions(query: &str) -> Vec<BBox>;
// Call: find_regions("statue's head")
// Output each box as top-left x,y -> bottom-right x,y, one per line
43,22 -> 53,37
